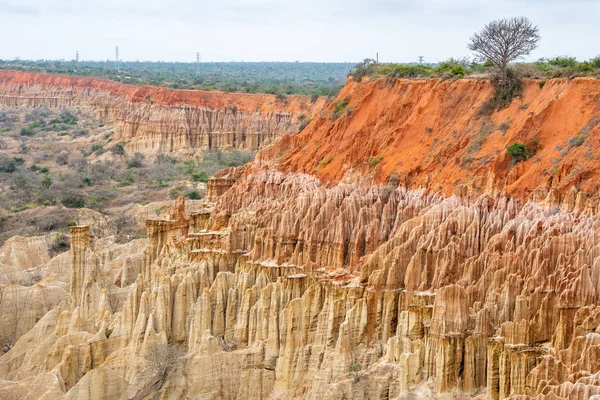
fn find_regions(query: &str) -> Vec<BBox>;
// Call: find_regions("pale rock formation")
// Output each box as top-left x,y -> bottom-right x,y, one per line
0,71 -> 320,157
1,172 -> 600,399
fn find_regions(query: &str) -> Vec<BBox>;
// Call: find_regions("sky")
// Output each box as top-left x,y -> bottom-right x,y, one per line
0,0 -> 598,63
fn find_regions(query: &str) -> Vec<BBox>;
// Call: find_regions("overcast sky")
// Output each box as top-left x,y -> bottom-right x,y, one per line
0,0 -> 597,63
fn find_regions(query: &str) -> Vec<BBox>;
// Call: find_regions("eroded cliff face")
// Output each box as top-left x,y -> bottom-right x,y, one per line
262,77 -> 600,198
2,77 -> 600,400
0,70 -> 324,156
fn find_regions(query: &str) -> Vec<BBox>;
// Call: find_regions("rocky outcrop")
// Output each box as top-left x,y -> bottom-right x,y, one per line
0,70 -> 324,156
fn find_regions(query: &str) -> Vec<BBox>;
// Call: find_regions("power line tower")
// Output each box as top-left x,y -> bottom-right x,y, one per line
195,52 -> 201,77
418,56 -> 424,64
75,51 -> 79,63
115,46 -> 120,71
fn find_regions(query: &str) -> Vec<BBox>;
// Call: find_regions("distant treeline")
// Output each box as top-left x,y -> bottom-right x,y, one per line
0,60 -> 351,97
351,56 -> 600,81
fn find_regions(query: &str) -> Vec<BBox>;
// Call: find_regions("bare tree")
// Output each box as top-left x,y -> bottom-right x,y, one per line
468,16 -> 540,80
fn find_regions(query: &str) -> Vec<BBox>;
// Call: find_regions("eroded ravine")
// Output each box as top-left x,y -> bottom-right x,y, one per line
0,70 -> 323,157
1,76 -> 600,400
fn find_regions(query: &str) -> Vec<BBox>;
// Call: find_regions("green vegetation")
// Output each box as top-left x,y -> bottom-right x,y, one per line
319,156 -> 334,166
563,116 -> 600,152
477,70 -> 523,116
191,171 -> 209,182
0,155 -> 23,173
0,60 -> 349,97
468,120 -> 495,154
184,189 -> 202,200
507,143 -> 530,162
568,135 -> 586,148
368,155 -> 384,166
127,152 -> 145,168
110,143 -> 126,156
0,106 -> 257,232
330,96 -> 351,120
507,140 -> 539,164
348,364 -> 363,373
20,127 -> 35,136
350,56 -> 600,83
0,148 -> 254,213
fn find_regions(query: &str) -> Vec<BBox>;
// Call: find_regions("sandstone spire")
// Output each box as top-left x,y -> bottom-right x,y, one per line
69,225 -> 90,304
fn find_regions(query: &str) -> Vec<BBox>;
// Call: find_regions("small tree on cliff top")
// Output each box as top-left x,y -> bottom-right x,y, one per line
468,16 -> 540,80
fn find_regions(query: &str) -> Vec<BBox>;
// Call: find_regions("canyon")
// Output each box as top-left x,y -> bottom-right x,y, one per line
1,73 -> 600,399
0,70 -> 324,156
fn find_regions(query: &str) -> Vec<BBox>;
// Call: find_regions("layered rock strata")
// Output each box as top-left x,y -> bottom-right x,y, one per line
0,70 -> 323,156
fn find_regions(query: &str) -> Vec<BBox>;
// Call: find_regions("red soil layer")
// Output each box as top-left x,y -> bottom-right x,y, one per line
263,77 -> 600,197
0,70 -> 324,114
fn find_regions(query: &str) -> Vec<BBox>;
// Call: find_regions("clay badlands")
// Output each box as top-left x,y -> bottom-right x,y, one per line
1,70 -> 600,400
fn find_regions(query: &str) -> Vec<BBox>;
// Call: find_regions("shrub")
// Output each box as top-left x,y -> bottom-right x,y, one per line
548,56 -> 578,68
127,152 -> 145,168
348,364 -> 362,373
49,233 -> 70,257
498,121 -> 511,133
351,58 -> 376,82
86,188 -> 119,210
41,175 -> 53,188
319,156 -> 334,166
119,173 -> 135,186
185,189 -> 202,200
477,69 -> 522,116
299,116 -> 312,130
191,171 -> 209,182
73,129 -> 88,137
0,155 -> 17,173
69,156 -> 87,169
169,186 -> 185,199
20,127 -> 35,136
275,93 -> 287,104
58,110 -> 78,125
61,192 -> 86,208
389,64 -> 433,78
568,135 -> 586,148
507,142 -> 531,163
468,120 -> 494,154
36,212 -> 75,232
110,143 -> 126,156
368,155 -> 384,166
91,143 -> 104,154
331,96 -> 351,120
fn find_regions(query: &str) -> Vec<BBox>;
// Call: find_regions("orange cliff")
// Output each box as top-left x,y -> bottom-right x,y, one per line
0,70 -> 325,156
260,77 -> 600,198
